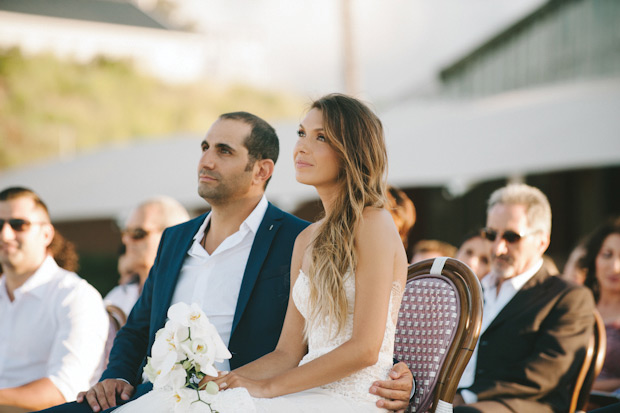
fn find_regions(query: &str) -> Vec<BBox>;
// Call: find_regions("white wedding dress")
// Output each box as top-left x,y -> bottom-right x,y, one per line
116,270 -> 402,413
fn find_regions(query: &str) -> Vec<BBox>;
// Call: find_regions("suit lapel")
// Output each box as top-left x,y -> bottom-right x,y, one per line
483,267 -> 550,334
231,203 -> 283,334
153,214 -> 208,329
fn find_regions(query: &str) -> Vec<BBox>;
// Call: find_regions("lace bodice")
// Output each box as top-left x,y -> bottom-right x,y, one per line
293,270 -> 402,404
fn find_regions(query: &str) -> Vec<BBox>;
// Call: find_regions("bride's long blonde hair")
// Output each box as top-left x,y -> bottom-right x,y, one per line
306,94 -> 388,338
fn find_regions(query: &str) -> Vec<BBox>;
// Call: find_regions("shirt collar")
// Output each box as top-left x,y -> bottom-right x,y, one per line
192,195 -> 269,241
482,258 -> 543,293
243,195 -> 269,234
4,256 -> 60,301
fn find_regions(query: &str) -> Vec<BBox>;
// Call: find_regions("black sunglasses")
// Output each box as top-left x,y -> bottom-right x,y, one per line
0,218 -> 45,232
481,228 -> 538,244
122,228 -> 151,240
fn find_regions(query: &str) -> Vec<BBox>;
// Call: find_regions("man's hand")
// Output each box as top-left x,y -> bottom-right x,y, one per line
76,379 -> 134,412
369,361 -> 413,413
212,371 -> 274,399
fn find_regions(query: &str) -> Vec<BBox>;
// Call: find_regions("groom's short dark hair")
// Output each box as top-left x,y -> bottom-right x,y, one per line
219,111 -> 279,170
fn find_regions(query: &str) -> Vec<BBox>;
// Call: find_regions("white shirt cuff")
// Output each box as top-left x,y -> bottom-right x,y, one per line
460,389 -> 478,404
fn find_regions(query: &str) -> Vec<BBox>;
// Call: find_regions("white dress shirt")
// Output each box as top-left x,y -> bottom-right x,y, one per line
170,196 -> 268,372
0,256 -> 109,401
104,282 -> 140,318
459,259 -> 543,403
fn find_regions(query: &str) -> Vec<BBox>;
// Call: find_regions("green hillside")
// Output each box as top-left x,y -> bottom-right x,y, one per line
0,48 -> 305,170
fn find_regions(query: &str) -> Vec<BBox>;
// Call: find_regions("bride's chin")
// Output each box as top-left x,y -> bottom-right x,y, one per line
295,175 -> 313,185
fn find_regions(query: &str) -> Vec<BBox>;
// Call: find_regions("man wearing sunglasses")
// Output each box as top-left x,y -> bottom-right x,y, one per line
455,183 -> 595,413
0,187 -> 109,411
103,197 -> 190,318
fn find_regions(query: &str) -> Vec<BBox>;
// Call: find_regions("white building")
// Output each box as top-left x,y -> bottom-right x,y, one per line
0,0 -> 260,84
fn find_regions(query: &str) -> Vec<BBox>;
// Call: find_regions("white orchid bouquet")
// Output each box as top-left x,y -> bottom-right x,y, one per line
143,302 -> 232,412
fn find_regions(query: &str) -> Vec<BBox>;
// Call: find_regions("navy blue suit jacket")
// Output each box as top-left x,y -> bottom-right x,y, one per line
101,203 -> 309,387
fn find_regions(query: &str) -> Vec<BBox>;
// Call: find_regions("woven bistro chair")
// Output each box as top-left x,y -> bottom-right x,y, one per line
394,257 -> 483,413
103,304 -> 128,367
570,308 -> 607,413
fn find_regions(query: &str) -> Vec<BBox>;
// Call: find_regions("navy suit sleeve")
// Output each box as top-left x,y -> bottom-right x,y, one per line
99,229 -> 169,384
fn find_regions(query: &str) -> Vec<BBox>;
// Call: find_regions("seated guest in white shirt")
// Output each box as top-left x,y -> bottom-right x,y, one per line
454,183 -> 595,413
104,196 -> 190,318
0,187 -> 109,411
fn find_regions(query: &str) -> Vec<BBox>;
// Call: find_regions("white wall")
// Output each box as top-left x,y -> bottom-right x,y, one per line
0,11 -> 217,83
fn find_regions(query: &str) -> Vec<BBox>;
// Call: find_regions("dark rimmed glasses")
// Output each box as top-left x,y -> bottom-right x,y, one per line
121,227 -> 163,240
481,228 -> 539,244
0,218 -> 47,232
121,228 -> 150,240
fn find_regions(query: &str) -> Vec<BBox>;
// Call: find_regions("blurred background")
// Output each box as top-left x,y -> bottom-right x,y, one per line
1,0 -> 619,295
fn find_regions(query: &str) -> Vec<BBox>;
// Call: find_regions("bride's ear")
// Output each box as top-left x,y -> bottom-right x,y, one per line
253,159 -> 275,186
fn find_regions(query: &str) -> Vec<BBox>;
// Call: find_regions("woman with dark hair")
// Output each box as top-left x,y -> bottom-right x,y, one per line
580,216 -> 620,394
455,231 -> 491,280
386,185 -> 416,253
561,242 -> 587,285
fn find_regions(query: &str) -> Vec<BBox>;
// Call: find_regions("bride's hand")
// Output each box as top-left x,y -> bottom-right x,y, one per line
213,371 -> 274,398
197,371 -> 224,390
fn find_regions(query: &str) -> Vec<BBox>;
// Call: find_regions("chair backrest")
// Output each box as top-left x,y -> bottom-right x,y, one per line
569,308 -> 607,413
394,257 -> 483,413
104,304 -> 128,367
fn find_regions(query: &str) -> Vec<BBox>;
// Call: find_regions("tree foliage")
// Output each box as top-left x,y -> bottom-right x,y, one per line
0,48 -> 304,170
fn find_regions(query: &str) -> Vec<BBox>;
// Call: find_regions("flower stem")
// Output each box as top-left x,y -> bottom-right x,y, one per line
192,390 -> 219,413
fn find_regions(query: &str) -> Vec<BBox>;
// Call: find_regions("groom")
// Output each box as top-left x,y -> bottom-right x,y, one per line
41,112 -> 413,412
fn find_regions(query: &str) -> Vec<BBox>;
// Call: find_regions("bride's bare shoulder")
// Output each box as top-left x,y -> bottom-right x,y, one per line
293,222 -> 320,250
359,207 -> 399,236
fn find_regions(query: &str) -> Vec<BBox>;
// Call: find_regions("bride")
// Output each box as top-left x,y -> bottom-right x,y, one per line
116,93 -> 408,412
